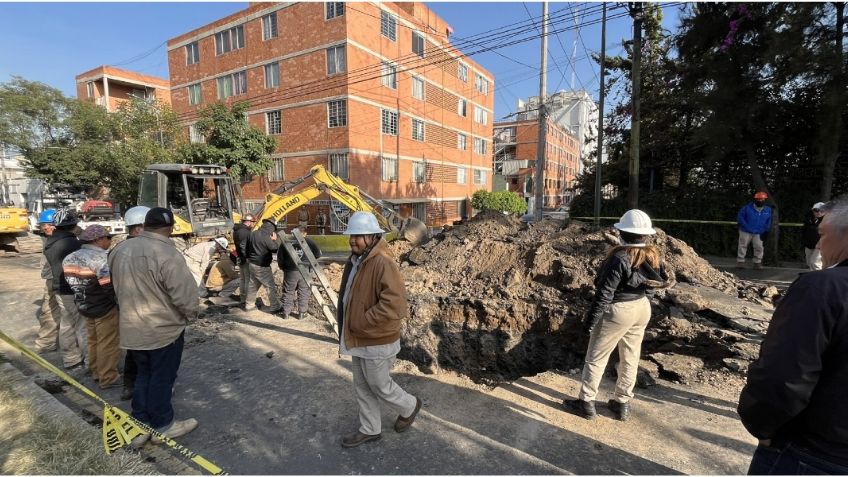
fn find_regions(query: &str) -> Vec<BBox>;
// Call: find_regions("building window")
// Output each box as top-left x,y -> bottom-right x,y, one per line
329,153 -> 349,180
215,25 -> 244,55
187,83 -> 202,106
473,169 -> 487,185
189,124 -> 205,144
380,10 -> 397,41
327,100 -> 347,128
186,42 -> 200,65
412,31 -> 425,58
413,162 -> 426,183
457,98 -> 467,117
326,2 -> 344,19
381,109 -> 398,135
327,45 -> 346,75
457,133 -> 467,150
381,62 -> 397,89
475,73 -> 489,95
268,158 -> 284,181
86,81 -> 94,98
457,167 -> 467,184
412,76 -> 424,100
265,62 -> 280,88
217,71 -> 247,99
474,137 -> 488,155
262,13 -> 278,40
412,119 -> 425,141
458,62 -> 468,82
412,203 -> 426,222
381,156 -> 398,181
266,110 -> 282,135
474,106 -> 488,125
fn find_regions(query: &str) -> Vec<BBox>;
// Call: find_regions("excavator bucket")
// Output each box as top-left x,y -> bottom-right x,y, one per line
398,217 -> 429,245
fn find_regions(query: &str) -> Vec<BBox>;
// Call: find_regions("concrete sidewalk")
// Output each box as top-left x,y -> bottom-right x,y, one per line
704,255 -> 808,287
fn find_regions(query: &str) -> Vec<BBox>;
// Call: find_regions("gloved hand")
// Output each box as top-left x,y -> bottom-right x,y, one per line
582,314 -> 598,335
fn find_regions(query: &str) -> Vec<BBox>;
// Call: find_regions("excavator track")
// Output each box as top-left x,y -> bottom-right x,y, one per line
0,232 -> 43,255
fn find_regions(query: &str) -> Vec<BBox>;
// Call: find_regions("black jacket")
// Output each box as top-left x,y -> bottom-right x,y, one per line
43,230 -> 82,295
277,237 -> 321,271
233,223 -> 252,264
801,211 -> 823,249
585,248 -> 668,330
247,221 -> 279,267
738,260 -> 848,466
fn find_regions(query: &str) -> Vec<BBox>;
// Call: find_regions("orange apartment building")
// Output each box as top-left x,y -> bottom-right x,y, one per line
166,2 -> 494,229
493,118 -> 580,209
75,65 -> 171,112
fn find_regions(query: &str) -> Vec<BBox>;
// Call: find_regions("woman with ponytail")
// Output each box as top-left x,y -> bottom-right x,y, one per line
563,209 -> 673,422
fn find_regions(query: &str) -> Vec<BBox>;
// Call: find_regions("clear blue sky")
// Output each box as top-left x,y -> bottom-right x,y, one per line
0,2 -> 683,120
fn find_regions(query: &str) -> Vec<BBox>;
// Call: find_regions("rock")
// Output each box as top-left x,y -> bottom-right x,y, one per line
760,286 -> 779,300
406,248 -> 429,265
722,358 -> 749,374
265,351 -> 275,359
667,287 -> 710,312
34,375 -> 66,394
636,360 -> 659,388
649,353 -> 705,384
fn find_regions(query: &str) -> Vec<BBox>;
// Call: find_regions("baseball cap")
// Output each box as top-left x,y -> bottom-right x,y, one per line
79,224 -> 111,242
144,207 -> 175,228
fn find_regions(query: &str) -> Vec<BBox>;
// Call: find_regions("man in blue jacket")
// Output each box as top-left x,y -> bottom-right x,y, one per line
737,191 -> 773,270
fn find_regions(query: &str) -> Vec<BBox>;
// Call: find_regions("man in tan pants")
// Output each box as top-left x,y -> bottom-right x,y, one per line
34,210 -> 60,353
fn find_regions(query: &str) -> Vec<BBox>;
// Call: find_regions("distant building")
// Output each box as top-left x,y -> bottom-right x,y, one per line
492,118 -> 580,210
516,90 -> 598,170
75,65 -> 171,112
0,147 -> 42,209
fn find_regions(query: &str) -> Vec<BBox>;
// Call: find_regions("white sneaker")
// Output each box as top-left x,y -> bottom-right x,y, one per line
130,433 -> 150,449
151,418 -> 198,444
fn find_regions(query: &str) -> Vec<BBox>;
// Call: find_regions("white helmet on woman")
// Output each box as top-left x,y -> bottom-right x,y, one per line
343,211 -> 385,235
614,209 -> 656,235
124,206 -> 151,227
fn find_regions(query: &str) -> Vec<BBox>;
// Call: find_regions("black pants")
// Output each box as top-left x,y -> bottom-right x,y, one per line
131,332 -> 184,430
123,351 -> 137,389
748,444 -> 848,475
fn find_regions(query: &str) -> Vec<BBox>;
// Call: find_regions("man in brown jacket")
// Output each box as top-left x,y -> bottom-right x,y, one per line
337,212 -> 421,448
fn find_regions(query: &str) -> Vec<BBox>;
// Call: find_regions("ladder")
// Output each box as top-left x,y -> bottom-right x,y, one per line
279,229 -> 340,338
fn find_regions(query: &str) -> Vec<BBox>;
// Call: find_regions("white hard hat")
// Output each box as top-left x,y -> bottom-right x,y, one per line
812,202 -> 826,211
124,206 -> 151,227
214,237 -> 229,249
614,209 -> 656,236
343,211 -> 385,235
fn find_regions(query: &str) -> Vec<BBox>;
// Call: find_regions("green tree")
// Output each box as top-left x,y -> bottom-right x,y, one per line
471,190 -> 527,214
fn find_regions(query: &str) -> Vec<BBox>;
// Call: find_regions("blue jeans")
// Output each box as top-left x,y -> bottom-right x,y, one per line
748,444 -> 848,475
131,332 -> 184,430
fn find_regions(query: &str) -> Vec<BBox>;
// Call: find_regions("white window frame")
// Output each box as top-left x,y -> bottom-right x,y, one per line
215,25 -> 244,55
217,71 -> 246,99
262,13 -> 278,40
474,137 -> 488,155
327,100 -> 347,128
381,61 -> 397,89
412,31 -> 425,58
264,62 -> 280,88
266,110 -> 282,135
187,83 -> 202,106
380,10 -> 397,41
381,155 -> 398,181
412,76 -> 424,100
457,133 -> 467,151
412,119 -> 425,141
474,106 -> 488,125
473,169 -> 487,185
325,2 -> 344,19
186,42 -> 200,65
457,98 -> 467,117
189,124 -> 205,144
329,152 -> 349,180
457,167 -> 467,184
413,162 -> 426,183
381,109 -> 398,135
458,62 -> 468,82
475,73 -> 489,95
327,45 -> 346,75
268,157 -> 284,181
86,81 -> 94,98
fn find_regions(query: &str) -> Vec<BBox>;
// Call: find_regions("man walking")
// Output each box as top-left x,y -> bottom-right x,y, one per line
801,202 -> 826,271
736,191 -> 773,269
108,207 -> 199,445
34,209 -> 60,354
43,208 -> 86,371
277,228 -> 321,319
337,212 -> 421,448
62,225 -> 121,389
233,213 -> 256,305
244,218 -> 281,313
738,198 -> 848,474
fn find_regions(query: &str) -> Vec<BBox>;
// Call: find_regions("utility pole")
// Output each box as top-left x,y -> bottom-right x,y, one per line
594,3 -> 607,226
534,1 -> 549,221
627,2 -> 642,210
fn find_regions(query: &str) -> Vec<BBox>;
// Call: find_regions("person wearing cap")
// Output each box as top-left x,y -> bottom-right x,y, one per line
44,208 -> 87,371
277,227 -> 322,319
62,225 -> 121,389
205,243 -> 240,299
244,217 -> 281,313
183,237 -> 229,298
316,208 -> 329,235
563,209 -> 672,421
802,202 -> 827,271
233,213 -> 256,305
108,207 -> 199,445
337,211 -> 421,448
34,209 -> 61,354
737,191 -> 774,270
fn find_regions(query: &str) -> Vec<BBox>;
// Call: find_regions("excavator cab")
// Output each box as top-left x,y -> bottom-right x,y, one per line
138,164 -> 236,239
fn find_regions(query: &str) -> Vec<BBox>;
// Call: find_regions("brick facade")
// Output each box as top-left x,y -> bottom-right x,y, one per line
75,65 -> 170,112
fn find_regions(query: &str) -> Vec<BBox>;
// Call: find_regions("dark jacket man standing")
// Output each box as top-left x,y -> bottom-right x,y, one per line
244,218 -> 280,312
277,230 -> 321,319
233,213 -> 255,306
739,198 -> 848,474
801,202 -> 826,271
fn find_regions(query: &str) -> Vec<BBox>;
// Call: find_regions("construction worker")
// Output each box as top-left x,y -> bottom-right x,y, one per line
44,208 -> 87,372
316,208 -> 329,235
277,227 -> 321,319
34,209 -> 60,354
338,211 -> 421,448
244,218 -> 281,312
737,191 -> 773,269
802,202 -> 826,271
183,237 -> 228,298
233,213 -> 256,305
62,225 -> 121,389
564,209 -> 672,421
108,207 -> 199,446
738,199 -> 848,474
205,243 -> 240,299
298,207 -> 310,232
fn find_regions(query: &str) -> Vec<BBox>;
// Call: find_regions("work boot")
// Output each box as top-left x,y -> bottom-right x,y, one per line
562,398 -> 597,420
151,418 -> 198,444
296,312 -> 307,320
120,386 -> 134,401
735,262 -> 745,269
394,396 -> 422,433
753,262 -> 763,270
341,431 -> 382,448
608,399 -> 631,421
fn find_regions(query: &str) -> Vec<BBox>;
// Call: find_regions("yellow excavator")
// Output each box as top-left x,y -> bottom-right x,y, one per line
137,163 -> 428,244
0,205 -> 42,254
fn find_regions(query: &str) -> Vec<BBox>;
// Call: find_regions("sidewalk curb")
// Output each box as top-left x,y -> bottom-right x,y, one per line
0,361 -> 91,429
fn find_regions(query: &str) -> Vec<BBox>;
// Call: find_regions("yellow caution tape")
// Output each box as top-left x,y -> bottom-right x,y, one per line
0,330 -> 226,475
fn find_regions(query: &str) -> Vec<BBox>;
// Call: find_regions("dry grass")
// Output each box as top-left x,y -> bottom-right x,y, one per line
0,367 -> 159,475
